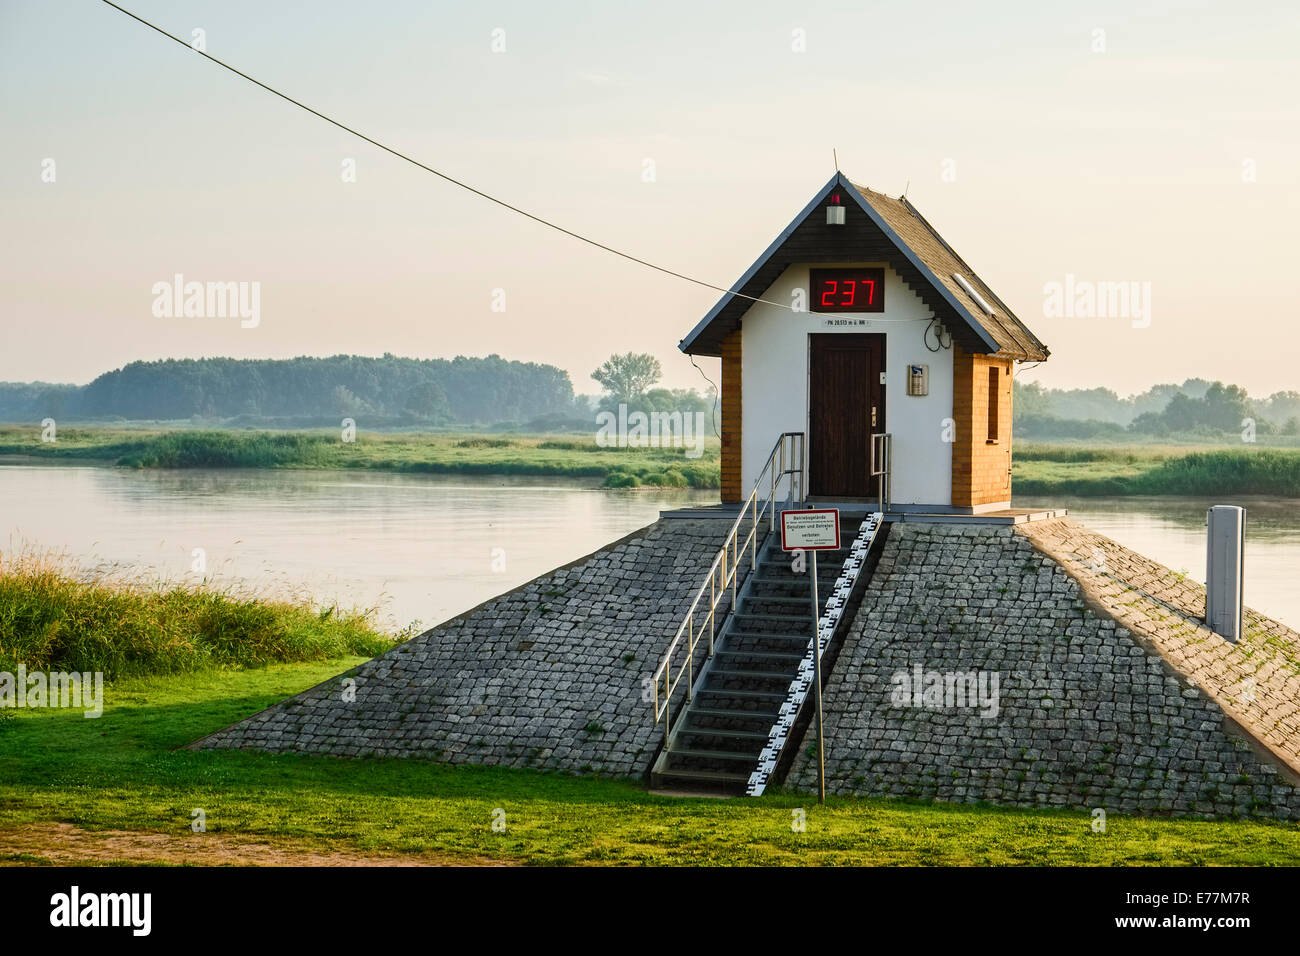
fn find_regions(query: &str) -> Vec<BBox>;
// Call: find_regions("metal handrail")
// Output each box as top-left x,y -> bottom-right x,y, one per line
651,432 -> 805,741
870,432 -> 892,514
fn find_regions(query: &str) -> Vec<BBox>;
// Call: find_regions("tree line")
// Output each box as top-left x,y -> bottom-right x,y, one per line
1015,379 -> 1300,439
0,355 -> 580,428
11,352 -> 1269,441
0,352 -> 719,432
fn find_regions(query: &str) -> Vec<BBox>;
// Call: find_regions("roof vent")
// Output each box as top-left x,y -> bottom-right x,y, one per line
826,192 -> 845,226
952,273 -> 995,317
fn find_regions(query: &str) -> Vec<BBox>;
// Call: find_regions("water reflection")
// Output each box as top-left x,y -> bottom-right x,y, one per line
2,465 -> 1294,632
1,464 -> 715,631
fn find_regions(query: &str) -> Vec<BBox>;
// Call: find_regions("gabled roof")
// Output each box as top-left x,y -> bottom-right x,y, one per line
678,172 -> 1049,361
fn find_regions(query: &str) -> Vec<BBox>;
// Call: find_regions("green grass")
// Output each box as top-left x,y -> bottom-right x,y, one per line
1014,444 -> 1300,497
0,426 -> 721,489
3,661 -> 1300,865
0,552 -> 395,679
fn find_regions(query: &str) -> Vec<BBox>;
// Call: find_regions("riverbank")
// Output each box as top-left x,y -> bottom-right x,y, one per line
4,659 -> 1299,865
1014,443 -> 1300,497
0,551 -> 396,679
0,426 -> 721,489
4,427 -> 1299,498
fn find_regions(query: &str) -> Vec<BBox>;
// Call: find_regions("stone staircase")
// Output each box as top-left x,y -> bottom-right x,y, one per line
650,514 -> 873,793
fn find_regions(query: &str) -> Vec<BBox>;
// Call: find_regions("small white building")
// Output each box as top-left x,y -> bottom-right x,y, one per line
679,172 -> 1049,513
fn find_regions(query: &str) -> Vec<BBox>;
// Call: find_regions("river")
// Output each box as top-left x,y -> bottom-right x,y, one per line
1,462 -> 1295,631
0,463 -> 712,632
1015,494 -> 1298,627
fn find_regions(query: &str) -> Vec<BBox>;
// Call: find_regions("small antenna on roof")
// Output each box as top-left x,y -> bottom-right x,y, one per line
832,148 -> 839,172
903,180 -> 910,199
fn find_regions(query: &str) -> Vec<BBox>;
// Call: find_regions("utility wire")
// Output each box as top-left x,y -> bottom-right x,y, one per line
689,354 -> 721,438
99,0 -> 795,313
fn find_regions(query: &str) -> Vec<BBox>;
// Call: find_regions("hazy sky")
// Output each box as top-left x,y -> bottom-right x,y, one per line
2,0 -> 1297,397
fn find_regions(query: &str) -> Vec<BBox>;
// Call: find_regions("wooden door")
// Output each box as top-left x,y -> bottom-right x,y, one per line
808,333 -> 886,498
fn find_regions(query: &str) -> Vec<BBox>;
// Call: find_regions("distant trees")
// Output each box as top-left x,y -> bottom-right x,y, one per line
1015,378 -> 1286,439
1012,381 -> 1053,418
1260,390 -> 1300,427
1014,379 -> 1222,427
0,383 -> 79,421
403,381 -> 451,420
1014,413 -> 1128,441
1130,383 -> 1253,436
0,355 -> 577,426
591,353 -> 662,403
2,357 -> 1287,443
587,352 -> 717,436
332,385 -> 371,417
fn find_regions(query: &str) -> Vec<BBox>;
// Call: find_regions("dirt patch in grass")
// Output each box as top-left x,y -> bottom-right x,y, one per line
0,823 -> 512,868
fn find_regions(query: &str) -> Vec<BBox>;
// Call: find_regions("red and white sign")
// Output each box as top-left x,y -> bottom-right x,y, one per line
780,509 -> 841,551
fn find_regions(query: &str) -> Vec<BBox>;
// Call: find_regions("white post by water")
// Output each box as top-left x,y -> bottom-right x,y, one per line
810,549 -> 825,804
1206,505 -> 1245,643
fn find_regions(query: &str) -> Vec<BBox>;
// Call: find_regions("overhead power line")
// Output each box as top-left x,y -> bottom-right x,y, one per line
98,0 -> 794,313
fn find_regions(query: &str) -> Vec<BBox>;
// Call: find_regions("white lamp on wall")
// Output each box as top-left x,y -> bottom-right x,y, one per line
826,193 -> 845,225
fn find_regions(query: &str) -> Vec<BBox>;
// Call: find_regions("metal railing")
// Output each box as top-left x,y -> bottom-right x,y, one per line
650,432 -> 805,742
870,432 -> 892,514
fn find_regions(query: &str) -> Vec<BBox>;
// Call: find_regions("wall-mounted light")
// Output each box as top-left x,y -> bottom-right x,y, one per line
826,192 -> 845,226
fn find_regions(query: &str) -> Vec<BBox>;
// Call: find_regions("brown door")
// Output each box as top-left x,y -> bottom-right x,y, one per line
808,333 -> 885,498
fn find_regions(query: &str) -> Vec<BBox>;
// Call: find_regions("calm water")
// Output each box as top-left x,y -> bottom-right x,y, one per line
0,463 -> 713,631
1016,495 -> 1300,627
0,462 -> 1296,632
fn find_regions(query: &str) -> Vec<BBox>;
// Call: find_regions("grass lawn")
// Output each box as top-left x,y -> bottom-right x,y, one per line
0,426 -> 720,489
3,660 -> 1300,866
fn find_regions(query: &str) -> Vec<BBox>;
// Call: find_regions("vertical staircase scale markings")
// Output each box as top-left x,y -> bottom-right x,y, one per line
745,511 -> 883,796
649,425 -> 886,792
649,512 -> 882,791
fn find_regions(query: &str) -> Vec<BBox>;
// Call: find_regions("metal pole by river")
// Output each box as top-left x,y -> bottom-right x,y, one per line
811,549 -> 825,804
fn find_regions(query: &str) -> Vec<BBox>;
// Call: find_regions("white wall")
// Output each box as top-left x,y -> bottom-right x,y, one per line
739,262 -> 954,507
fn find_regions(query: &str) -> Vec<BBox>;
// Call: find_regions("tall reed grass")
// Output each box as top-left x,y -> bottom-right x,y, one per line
1013,448 -> 1300,497
114,431 -> 338,469
0,550 -> 395,678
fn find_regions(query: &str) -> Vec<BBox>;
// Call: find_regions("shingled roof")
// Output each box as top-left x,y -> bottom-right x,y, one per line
679,172 -> 1049,362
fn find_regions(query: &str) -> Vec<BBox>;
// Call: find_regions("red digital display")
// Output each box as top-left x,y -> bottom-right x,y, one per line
810,268 -> 885,313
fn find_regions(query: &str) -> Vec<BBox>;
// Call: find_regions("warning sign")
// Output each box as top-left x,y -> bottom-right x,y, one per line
780,509 -> 841,551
